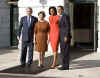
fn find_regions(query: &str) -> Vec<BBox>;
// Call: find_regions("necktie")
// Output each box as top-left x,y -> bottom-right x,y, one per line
27,16 -> 31,27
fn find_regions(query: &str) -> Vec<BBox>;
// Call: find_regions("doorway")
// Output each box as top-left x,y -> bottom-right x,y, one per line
10,5 -> 19,46
73,3 -> 97,50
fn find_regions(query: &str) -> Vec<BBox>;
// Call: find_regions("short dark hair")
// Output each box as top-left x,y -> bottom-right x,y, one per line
38,11 -> 46,17
58,6 -> 64,10
49,6 -> 57,15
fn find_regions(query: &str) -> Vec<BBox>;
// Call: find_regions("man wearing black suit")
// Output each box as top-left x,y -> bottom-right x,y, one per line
17,7 -> 38,67
57,6 -> 71,70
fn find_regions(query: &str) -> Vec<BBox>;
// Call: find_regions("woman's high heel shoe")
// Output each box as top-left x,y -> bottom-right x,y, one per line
38,64 -> 44,68
50,64 -> 56,69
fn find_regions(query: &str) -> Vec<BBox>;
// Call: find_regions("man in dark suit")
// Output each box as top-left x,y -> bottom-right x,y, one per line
57,6 -> 71,70
17,7 -> 38,67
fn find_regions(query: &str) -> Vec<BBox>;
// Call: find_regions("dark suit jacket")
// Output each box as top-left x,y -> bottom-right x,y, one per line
59,13 -> 71,44
18,16 -> 38,42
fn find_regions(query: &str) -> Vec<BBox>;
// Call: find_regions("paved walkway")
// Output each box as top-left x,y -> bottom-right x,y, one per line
0,47 -> 100,78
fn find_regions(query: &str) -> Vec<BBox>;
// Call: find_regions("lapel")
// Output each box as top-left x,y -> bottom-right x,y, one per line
30,16 -> 35,28
24,16 -> 28,28
59,14 -> 64,25
30,16 -> 34,27
61,13 -> 64,21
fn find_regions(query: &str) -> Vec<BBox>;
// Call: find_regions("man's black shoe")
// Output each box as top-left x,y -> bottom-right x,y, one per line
27,64 -> 32,67
58,67 -> 69,70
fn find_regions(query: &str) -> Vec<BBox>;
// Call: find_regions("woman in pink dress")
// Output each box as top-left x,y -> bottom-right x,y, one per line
49,7 -> 60,69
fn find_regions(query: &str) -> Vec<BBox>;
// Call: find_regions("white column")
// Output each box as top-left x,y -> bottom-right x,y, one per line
69,3 -> 74,46
97,1 -> 100,52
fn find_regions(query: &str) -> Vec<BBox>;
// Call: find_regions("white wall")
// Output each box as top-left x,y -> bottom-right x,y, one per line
0,0 -> 10,47
18,0 -> 64,21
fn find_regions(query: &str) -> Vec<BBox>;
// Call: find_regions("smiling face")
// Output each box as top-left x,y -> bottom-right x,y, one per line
50,8 -> 55,16
57,6 -> 64,15
39,13 -> 44,20
26,8 -> 32,16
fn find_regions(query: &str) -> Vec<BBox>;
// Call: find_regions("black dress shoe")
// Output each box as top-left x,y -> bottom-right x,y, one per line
58,67 -> 69,70
20,64 -> 26,68
27,64 -> 32,67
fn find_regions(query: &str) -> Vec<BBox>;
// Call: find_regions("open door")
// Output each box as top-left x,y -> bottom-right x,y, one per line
73,3 -> 97,50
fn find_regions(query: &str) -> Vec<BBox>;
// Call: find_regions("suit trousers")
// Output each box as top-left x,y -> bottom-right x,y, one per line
60,42 -> 70,68
20,41 -> 34,65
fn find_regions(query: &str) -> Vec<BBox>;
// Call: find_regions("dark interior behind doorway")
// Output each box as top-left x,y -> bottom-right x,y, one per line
73,3 -> 96,49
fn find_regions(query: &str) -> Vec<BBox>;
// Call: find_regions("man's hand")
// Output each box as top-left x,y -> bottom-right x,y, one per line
17,36 -> 20,41
64,37 -> 68,42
